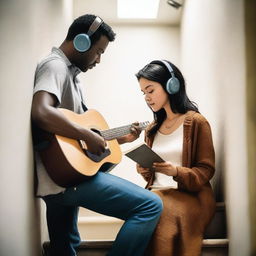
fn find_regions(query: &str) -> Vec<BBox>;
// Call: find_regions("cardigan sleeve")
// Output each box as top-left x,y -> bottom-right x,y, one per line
174,117 -> 215,192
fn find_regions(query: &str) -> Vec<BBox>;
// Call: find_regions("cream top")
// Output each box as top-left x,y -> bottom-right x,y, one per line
150,124 -> 183,189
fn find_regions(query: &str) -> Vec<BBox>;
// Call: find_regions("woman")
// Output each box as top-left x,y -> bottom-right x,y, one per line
136,60 -> 216,256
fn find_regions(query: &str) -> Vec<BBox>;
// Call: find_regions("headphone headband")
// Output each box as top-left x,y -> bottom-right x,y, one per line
158,60 -> 174,74
87,16 -> 103,37
150,60 -> 180,95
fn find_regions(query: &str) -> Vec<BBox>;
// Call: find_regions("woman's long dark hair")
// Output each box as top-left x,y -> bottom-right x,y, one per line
135,60 -> 199,137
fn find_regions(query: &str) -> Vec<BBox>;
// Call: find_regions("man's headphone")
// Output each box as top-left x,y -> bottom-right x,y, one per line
151,60 -> 180,95
73,16 -> 103,52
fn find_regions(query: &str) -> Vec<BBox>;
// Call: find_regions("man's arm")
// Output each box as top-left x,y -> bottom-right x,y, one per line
31,91 -> 106,155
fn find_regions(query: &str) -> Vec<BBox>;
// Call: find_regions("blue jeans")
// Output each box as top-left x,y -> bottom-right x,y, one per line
43,172 -> 163,256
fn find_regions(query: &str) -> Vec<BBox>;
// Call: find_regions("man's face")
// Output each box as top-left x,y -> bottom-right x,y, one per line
76,35 -> 109,72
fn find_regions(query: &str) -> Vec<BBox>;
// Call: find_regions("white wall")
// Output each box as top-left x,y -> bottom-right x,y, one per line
0,0 -> 73,255
80,25 -> 180,186
181,0 -> 250,255
0,1 -> 180,251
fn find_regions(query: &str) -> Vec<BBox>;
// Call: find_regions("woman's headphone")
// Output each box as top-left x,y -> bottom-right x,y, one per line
151,60 -> 180,95
73,16 -> 103,52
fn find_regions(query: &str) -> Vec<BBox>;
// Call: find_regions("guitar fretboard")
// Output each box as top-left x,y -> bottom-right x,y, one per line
101,121 -> 149,141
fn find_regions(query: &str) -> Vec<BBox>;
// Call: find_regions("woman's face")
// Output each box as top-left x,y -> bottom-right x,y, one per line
139,77 -> 169,112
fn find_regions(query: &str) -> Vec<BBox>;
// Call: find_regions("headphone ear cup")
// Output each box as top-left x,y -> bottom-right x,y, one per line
166,77 -> 180,94
73,34 -> 91,52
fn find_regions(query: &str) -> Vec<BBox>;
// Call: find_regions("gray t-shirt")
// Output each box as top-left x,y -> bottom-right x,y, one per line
33,47 -> 86,196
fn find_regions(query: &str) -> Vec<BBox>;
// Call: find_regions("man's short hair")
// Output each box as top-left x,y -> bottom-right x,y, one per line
66,14 -> 116,44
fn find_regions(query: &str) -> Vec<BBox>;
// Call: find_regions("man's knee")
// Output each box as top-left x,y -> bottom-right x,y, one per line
147,192 -> 163,217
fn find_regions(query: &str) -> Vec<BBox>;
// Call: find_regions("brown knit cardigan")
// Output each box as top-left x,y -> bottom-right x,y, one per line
141,111 -> 216,256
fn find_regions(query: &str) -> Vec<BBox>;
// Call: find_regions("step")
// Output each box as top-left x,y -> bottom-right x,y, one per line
78,206 -> 122,240
43,202 -> 227,255
77,202 -> 227,241
204,202 -> 227,239
42,238 -> 229,256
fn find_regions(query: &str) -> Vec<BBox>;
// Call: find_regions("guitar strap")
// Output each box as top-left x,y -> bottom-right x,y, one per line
72,69 -> 88,113
81,101 -> 88,112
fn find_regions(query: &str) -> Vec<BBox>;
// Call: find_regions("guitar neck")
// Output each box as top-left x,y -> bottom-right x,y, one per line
101,122 -> 148,141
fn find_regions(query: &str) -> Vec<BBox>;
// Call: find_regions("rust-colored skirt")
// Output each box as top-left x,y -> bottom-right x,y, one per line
145,185 -> 215,256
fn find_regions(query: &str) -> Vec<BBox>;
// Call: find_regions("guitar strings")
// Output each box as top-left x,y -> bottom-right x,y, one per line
101,122 -> 149,140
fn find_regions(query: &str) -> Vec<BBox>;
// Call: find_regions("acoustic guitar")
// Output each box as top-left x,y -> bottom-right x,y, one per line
39,108 -> 149,187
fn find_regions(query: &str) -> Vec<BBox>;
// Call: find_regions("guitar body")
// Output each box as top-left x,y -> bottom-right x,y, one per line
39,109 -> 122,187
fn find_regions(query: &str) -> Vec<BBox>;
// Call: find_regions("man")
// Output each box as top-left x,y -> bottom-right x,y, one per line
31,14 -> 162,256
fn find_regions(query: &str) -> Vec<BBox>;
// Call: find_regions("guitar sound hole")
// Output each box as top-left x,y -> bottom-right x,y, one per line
84,149 -> 111,162
78,128 -> 109,162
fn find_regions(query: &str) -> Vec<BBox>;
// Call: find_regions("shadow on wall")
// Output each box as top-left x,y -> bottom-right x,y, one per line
211,135 -> 225,203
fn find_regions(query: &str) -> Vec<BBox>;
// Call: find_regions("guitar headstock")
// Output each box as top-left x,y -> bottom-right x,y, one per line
139,121 -> 150,130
